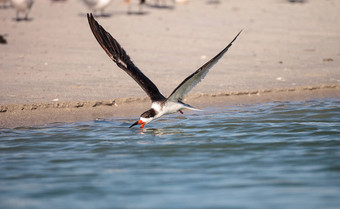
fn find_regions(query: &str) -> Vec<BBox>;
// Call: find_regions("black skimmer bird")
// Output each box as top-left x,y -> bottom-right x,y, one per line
87,13 -> 241,128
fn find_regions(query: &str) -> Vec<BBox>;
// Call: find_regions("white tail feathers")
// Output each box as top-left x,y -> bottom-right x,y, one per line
183,104 -> 203,111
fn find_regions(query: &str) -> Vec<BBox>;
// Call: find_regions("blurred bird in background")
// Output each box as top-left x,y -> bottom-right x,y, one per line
10,0 -> 34,21
0,0 -> 10,8
175,0 -> 188,3
0,34 -> 8,44
82,0 -> 113,16
125,0 -> 145,14
149,0 -> 175,8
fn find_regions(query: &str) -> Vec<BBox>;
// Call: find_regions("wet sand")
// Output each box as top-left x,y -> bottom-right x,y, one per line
1,0 -> 340,128
1,85 -> 339,128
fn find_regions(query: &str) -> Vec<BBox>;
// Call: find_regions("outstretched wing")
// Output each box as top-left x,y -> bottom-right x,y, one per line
87,13 -> 165,102
167,31 -> 242,102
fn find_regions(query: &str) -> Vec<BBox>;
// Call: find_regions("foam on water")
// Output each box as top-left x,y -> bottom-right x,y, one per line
1,99 -> 339,209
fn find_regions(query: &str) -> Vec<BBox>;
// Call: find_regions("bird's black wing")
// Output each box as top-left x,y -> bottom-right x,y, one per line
167,31 -> 242,102
87,13 -> 165,102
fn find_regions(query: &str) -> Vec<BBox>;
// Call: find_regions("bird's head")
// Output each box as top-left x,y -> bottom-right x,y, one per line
129,108 -> 156,128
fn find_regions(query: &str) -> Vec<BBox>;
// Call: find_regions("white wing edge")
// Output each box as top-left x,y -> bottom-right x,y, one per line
167,30 -> 242,102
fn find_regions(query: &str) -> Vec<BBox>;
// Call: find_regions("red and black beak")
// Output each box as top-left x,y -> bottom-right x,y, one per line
129,120 -> 145,128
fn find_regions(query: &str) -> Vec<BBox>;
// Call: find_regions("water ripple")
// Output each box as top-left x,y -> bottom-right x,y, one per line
0,99 -> 339,209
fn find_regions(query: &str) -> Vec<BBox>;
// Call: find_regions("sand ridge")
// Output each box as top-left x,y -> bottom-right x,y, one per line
1,84 -> 339,128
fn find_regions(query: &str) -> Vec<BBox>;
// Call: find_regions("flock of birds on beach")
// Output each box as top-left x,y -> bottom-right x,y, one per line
0,0 -> 192,21
1,0 -> 307,21
1,0 -> 33,20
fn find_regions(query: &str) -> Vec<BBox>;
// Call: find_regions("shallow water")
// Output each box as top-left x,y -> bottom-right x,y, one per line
1,99 -> 340,209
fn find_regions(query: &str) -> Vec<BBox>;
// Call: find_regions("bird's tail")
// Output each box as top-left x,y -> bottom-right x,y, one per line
183,103 -> 203,111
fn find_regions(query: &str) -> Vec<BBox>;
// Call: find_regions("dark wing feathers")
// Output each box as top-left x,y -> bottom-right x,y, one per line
167,30 -> 242,102
87,13 -> 165,102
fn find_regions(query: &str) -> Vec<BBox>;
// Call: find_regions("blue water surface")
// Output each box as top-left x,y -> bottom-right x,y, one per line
1,99 -> 340,209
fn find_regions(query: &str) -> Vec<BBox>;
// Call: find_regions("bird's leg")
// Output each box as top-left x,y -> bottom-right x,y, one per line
24,11 -> 29,20
125,0 -> 131,14
16,11 -> 20,21
128,4 -> 131,14
178,110 -> 183,114
138,4 -> 142,14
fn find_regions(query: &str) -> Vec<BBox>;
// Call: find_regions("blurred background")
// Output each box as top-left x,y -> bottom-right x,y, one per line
1,0 -> 339,104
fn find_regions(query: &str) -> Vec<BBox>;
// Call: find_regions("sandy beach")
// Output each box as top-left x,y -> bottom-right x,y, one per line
1,0 -> 340,128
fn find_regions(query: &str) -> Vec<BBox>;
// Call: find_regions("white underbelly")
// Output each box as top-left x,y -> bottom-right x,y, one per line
93,0 -> 112,10
162,102 -> 184,115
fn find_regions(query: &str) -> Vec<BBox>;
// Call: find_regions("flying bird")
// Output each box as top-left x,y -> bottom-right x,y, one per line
87,13 -> 241,128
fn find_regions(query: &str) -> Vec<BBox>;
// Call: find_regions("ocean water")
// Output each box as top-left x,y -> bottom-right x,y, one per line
0,99 -> 339,209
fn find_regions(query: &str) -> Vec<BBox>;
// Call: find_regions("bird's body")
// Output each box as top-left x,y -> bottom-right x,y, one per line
152,0 -> 175,7
131,100 -> 197,128
151,101 -> 195,119
87,13 -> 241,128
0,0 -> 10,8
10,0 -> 34,20
82,0 -> 112,15
125,0 -> 145,14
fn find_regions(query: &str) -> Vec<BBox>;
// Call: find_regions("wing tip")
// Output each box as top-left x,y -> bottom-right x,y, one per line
87,13 -> 94,25
230,29 -> 243,45
87,13 -> 93,18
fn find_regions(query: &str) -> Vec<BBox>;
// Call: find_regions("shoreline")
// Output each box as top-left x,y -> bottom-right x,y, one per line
1,84 -> 339,129
1,0 -> 340,129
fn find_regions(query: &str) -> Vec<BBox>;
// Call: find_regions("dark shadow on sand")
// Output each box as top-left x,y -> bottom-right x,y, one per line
13,17 -> 34,22
127,10 -> 149,15
146,4 -> 175,10
78,10 -> 149,18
